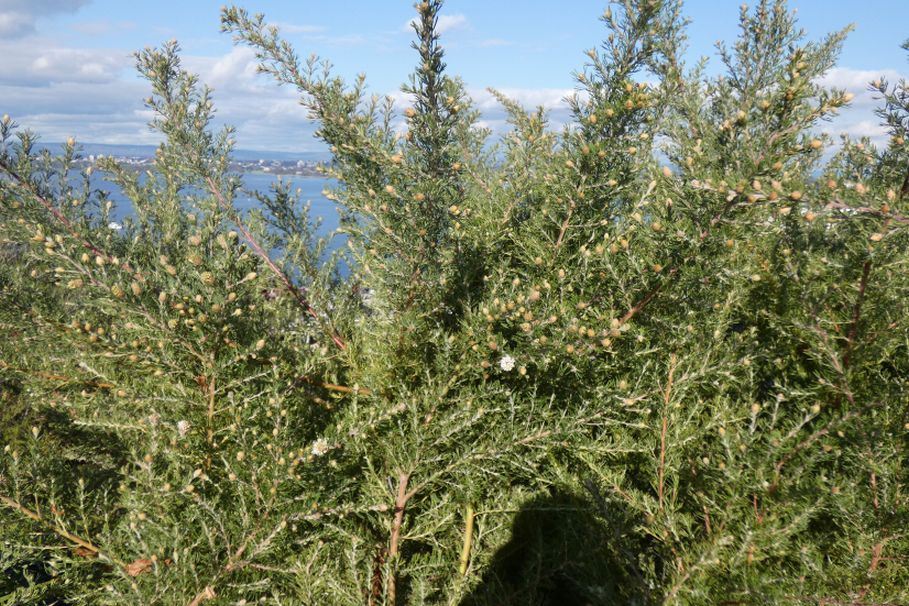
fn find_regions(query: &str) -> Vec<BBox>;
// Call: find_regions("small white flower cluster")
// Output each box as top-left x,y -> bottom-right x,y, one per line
108,221 -> 123,231
176,420 -> 190,438
499,354 -> 516,372
311,438 -> 330,457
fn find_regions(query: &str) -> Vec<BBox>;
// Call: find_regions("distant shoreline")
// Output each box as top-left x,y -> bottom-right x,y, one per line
70,157 -> 327,178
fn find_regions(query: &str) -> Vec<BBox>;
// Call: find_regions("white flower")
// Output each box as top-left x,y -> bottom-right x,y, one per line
311,438 -> 330,457
499,354 -> 516,372
108,221 -> 123,231
176,420 -> 190,437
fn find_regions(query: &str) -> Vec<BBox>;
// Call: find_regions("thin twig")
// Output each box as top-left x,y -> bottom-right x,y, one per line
0,160 -> 137,274
387,471 -> 411,605
773,411 -> 859,478
554,203 -> 574,249
0,359 -> 114,388
294,375 -> 371,396
824,201 -> 909,224
0,494 -> 123,567
620,267 -> 678,326
206,176 -> 346,350
458,503 -> 475,576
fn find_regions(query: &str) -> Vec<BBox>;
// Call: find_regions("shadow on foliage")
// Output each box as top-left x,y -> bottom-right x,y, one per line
459,486 -> 656,606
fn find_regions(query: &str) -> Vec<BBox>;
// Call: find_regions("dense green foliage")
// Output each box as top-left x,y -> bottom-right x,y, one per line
2,1 -> 908,604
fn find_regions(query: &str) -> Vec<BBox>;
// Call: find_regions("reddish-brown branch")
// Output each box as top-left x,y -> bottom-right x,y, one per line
0,359 -> 114,388
620,267 -> 678,327
554,204 -> 574,249
1,160 -> 137,275
206,176 -> 346,350
773,411 -> 859,480
1,161 -> 103,257
0,494 -> 123,567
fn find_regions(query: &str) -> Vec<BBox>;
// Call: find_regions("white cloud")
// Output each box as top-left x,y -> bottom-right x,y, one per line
437,14 -> 467,34
0,0 -> 88,37
816,67 -> 908,147
192,47 -> 261,92
1,27 -> 905,155
0,39 -> 132,86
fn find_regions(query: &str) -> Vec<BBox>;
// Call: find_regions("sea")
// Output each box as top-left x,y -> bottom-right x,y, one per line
102,172 -> 339,237
51,143 -> 341,240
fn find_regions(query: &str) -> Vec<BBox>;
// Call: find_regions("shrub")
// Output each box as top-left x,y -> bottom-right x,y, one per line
1,1 -> 908,604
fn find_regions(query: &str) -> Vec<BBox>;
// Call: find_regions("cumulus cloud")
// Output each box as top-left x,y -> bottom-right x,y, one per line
816,67 -> 908,147
3,30 -> 906,154
0,38 -> 132,87
437,14 -> 467,34
0,0 -> 89,37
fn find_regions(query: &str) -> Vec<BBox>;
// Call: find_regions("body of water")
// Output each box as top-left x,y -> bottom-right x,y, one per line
91,172 -> 340,238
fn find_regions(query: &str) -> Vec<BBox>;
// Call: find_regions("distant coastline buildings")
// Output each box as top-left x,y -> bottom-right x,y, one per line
75,154 -> 324,177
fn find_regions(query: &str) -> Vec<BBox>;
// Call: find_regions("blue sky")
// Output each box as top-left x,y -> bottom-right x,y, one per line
1,0 -> 907,151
